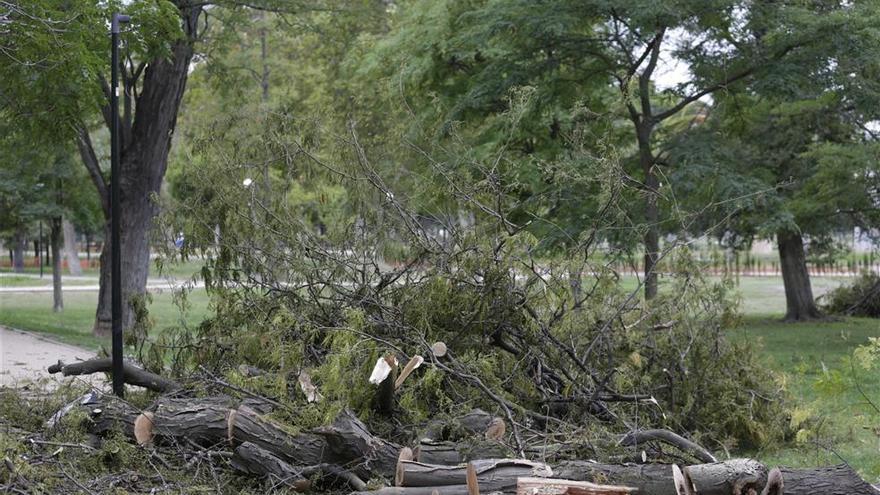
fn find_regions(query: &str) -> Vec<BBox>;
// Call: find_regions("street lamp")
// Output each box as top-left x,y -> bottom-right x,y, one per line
111,12 -> 130,398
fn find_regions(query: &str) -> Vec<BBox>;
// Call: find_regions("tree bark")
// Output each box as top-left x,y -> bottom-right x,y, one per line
230,441 -> 316,491
48,358 -> 181,393
395,459 -> 552,491
50,216 -> 63,312
62,217 -> 82,276
413,440 -> 510,465
777,230 -> 822,321
640,127 -> 660,301
552,460 -> 877,495
314,408 -> 402,479
232,441 -> 368,491
91,6 -> 201,337
778,464 -> 879,495
12,226 -> 25,273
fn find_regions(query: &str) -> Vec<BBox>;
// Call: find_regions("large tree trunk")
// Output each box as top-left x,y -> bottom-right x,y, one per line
12,226 -> 25,273
50,216 -> 63,312
89,6 -> 200,337
62,217 -> 82,276
777,230 -> 822,321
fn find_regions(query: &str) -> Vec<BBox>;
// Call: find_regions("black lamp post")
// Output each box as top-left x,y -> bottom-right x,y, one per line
111,12 -> 130,398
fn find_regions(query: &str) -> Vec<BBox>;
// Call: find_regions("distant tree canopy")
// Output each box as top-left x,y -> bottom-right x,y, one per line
2,0 -> 880,324
362,0 -> 880,303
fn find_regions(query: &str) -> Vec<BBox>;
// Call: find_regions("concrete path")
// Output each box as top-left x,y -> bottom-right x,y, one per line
0,326 -> 100,387
0,278 -> 204,293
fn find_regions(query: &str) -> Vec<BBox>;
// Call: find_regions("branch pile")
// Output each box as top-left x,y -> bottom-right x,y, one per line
18,358 -> 878,495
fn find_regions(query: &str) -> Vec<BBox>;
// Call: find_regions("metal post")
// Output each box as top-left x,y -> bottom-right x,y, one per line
39,221 -> 43,278
110,12 -> 130,398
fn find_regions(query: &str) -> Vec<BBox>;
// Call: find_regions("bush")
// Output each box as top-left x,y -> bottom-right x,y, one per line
822,271 -> 880,317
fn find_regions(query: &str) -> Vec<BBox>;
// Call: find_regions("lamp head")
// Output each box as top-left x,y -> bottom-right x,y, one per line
111,13 -> 131,33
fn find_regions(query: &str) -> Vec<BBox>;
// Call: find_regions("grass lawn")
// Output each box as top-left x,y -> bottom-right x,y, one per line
1,275 -> 99,287
729,276 -> 880,481
731,316 -> 880,480
0,258 -> 205,279
0,288 -> 211,350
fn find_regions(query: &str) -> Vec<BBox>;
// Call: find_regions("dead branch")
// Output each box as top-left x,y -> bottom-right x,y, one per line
48,358 -> 180,393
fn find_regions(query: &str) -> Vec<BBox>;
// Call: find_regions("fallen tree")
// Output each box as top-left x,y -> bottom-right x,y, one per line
38,359 -> 879,495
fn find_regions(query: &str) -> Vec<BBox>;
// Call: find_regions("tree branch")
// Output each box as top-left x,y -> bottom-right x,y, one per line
75,124 -> 110,218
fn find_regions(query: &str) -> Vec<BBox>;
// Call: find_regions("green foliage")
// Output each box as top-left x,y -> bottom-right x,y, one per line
822,272 -> 880,318
151,107 -> 789,452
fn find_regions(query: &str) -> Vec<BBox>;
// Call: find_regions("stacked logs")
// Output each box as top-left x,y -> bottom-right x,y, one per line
47,358 -> 880,495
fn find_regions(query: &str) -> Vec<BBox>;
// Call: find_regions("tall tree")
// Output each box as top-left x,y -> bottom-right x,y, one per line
668,1 -> 880,321
2,1 -> 351,336
371,0 -> 861,299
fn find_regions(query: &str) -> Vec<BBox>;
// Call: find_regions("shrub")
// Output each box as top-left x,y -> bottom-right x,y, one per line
822,271 -> 880,317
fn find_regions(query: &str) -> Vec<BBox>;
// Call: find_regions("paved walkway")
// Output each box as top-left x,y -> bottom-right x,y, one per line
0,326 -> 100,387
0,275 -> 204,293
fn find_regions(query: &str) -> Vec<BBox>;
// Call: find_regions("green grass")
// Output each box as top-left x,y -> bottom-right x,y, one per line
0,275 -> 98,287
731,316 -> 880,480
734,276 -> 847,315
722,277 -> 880,480
0,289 -> 211,350
0,258 -> 205,279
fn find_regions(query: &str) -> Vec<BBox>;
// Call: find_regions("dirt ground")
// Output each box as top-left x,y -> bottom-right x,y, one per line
0,326 -> 101,387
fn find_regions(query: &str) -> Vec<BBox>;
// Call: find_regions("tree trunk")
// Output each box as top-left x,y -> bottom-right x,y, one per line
12,226 -> 25,273
90,9 -> 200,337
50,216 -> 63,312
62,217 -> 82,276
777,230 -> 822,321
638,124 -> 660,300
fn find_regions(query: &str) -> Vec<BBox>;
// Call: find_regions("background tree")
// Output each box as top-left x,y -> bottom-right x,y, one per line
669,2 -> 880,321
369,0 -> 868,300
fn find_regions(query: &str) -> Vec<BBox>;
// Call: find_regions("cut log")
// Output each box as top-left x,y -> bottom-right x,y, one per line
457,409 -> 493,436
314,408 -> 401,478
431,342 -> 448,358
48,358 -> 180,393
396,355 -> 425,390
352,486 -> 473,495
684,459 -> 767,495
396,459 -> 552,492
150,396 -> 231,446
374,353 -> 399,414
485,418 -> 505,441
466,462 -> 479,495
231,441 -> 312,491
553,461 -> 687,495
232,441 -> 368,491
779,464 -> 879,495
133,412 -> 155,446
670,465 -> 693,495
557,459 -> 880,495
515,477 -> 635,495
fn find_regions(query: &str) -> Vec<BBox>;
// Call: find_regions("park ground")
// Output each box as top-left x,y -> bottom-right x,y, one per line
1,266 -> 879,480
